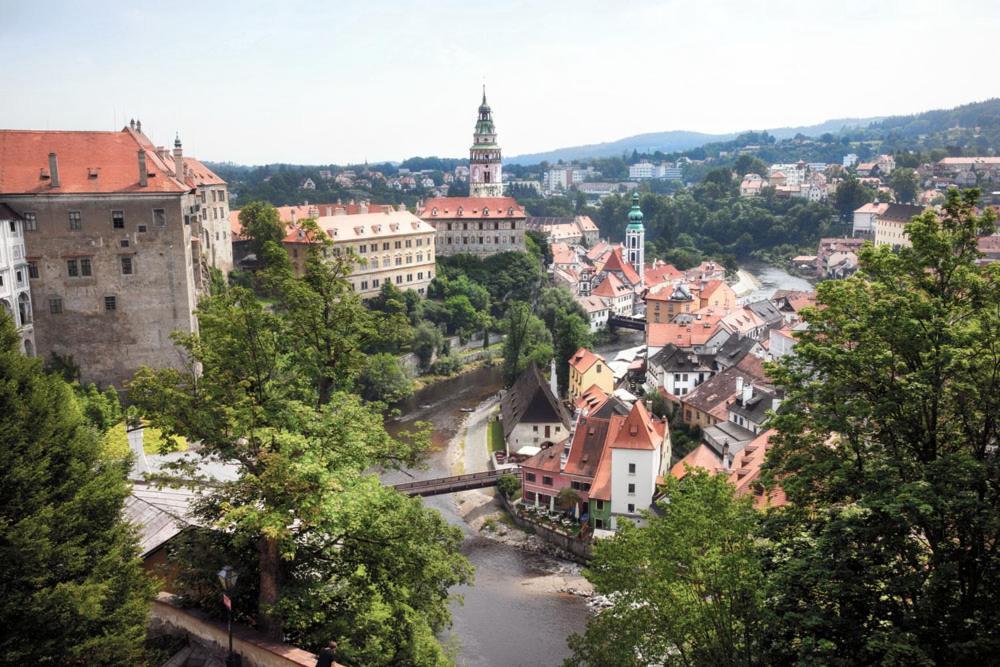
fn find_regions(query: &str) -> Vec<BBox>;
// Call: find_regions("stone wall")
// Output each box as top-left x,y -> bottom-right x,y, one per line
149,593 -> 325,667
498,493 -> 593,562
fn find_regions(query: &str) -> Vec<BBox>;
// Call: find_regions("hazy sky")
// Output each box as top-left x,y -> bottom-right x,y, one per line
3,0 -> 998,165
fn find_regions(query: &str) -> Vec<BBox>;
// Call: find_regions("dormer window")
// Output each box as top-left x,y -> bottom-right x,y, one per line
507,207 -> 514,215
482,207 -> 490,216
431,207 -> 438,216
457,207 -> 463,217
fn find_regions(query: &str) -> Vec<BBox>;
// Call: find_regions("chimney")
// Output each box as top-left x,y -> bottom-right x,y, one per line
136,119 -> 142,133
48,153 -> 60,188
173,134 -> 184,181
742,382 -> 753,406
137,149 -> 148,187
722,441 -> 731,470
735,376 -> 744,395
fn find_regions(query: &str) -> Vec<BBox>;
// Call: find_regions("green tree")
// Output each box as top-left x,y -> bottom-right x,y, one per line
763,189 -> 1000,664
358,353 -> 413,404
412,321 -> 444,371
565,471 -> 764,666
0,316 -> 155,665
129,288 -> 471,662
888,167 -> 919,203
554,312 -> 592,393
238,200 -> 286,260
834,176 -> 875,218
501,302 -> 553,385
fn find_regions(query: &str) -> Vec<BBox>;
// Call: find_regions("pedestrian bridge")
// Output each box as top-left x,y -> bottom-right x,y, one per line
608,314 -> 646,331
392,470 -> 509,497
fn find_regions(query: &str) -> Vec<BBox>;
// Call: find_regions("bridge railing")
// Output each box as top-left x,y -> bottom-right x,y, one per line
392,470 -> 502,492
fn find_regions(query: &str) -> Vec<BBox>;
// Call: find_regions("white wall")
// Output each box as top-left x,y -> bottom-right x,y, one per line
508,420 -> 566,450
610,448 -> 657,522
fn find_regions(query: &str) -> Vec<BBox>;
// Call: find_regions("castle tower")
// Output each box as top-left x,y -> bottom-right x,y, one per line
469,86 -> 504,198
626,192 -> 645,287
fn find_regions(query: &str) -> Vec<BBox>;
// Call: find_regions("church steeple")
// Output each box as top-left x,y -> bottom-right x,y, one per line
470,86 -> 503,198
625,192 -> 645,287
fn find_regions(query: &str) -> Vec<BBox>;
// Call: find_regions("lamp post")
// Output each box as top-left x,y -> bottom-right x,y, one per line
217,566 -> 240,667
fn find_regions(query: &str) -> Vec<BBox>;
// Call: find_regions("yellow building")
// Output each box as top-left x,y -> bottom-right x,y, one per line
568,347 -> 614,403
284,209 -> 437,298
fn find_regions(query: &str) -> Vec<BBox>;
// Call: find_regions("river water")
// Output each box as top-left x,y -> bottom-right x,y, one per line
385,365 -> 590,667
379,263 -> 808,665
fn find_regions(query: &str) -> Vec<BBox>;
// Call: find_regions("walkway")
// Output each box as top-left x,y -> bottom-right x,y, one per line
392,470 -> 507,497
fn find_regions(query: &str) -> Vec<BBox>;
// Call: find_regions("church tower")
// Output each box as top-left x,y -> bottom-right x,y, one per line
469,86 -> 504,198
625,192 -> 645,287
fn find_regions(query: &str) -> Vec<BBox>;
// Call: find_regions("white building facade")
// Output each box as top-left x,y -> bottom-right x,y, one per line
0,204 -> 35,355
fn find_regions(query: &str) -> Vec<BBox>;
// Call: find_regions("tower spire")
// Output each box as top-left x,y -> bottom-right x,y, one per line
482,83 -> 487,105
470,89 -> 502,198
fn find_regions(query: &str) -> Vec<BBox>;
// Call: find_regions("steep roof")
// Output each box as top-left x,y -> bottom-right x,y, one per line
575,383 -> 610,412
646,314 -> 728,349
610,401 -> 659,451
0,128 -> 190,194
500,364 -> 570,439
551,242 -> 577,265
879,203 -> 925,224
563,415 -> 611,479
520,444 -> 564,474
600,247 -> 642,286
591,271 -> 629,298
644,261 -> 683,287
419,196 -> 526,219
569,347 -> 603,374
0,202 -> 23,221
727,429 -> 788,509
124,484 -> 199,558
682,355 -> 770,416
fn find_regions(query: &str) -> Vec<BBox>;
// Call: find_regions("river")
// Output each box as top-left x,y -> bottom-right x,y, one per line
384,365 -> 590,667
740,260 -> 815,302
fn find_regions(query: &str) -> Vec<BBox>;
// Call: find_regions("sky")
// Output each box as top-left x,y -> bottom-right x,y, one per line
3,0 -> 999,165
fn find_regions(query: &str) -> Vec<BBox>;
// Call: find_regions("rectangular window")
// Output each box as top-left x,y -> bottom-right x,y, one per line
138,224 -> 148,233
627,503 -> 635,513
153,209 -> 166,227
372,279 -> 380,287
595,518 -> 604,529
406,274 -> 412,282
571,481 -> 581,490
394,241 -> 401,249
120,256 -> 133,275
417,272 -> 423,280
382,242 -> 389,251
68,211 -> 81,230
66,259 -> 78,277
596,500 -> 604,511
112,210 -> 125,229
542,476 -> 553,486
628,483 -> 636,495
80,258 -> 92,277
395,275 -> 402,284
23,212 -> 37,231
49,298 -> 62,314
628,463 -> 636,475
27,261 -> 38,279
405,239 -> 412,248
104,295 -> 116,312
525,472 -> 536,483
15,269 -> 23,285
395,257 -> 402,266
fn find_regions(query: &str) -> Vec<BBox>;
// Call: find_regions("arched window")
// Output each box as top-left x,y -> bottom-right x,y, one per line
17,293 -> 31,325
23,339 -> 33,357
482,207 -> 490,216
431,208 -> 438,216
484,171 -> 491,183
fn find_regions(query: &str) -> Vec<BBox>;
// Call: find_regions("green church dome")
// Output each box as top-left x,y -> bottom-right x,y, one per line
626,192 -> 644,229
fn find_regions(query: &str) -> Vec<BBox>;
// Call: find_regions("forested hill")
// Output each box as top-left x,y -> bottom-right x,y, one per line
506,118 -> 882,165
507,98 -> 1000,165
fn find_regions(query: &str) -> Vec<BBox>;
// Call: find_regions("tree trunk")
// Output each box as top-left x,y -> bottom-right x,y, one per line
257,536 -> 282,640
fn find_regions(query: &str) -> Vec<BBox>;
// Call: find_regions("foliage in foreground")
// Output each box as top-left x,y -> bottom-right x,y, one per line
0,316 -> 155,665
568,189 -> 1000,665
130,225 -> 473,665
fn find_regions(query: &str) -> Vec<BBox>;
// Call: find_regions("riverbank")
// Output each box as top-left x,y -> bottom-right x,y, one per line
446,393 -> 595,597
731,268 -> 763,297
410,355 -> 501,393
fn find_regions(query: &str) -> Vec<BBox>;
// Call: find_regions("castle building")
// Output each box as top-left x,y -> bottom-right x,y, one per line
0,122 -> 231,387
624,192 -> 645,288
419,88 -> 526,256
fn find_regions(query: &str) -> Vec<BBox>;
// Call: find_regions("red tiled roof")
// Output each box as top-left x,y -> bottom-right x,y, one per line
670,444 -> 724,479
180,157 -> 225,187
610,401 -> 659,451
727,428 -> 788,509
591,272 -> 628,298
568,347 -> 603,374
0,128 -> 189,194
574,384 -> 610,412
551,242 -> 577,265
646,313 -> 727,348
419,196 -> 526,219
644,261 -> 683,287
601,247 -> 642,285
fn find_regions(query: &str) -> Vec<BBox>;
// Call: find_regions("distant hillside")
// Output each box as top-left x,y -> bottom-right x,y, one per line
506,117 -> 883,165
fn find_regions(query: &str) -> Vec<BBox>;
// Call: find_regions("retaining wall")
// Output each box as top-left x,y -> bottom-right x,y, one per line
149,593 -> 322,667
497,493 -> 593,562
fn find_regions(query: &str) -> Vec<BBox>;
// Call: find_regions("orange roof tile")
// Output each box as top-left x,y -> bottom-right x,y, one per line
601,246 -> 642,285
419,196 -> 526,219
0,128 -> 189,194
591,272 -> 628,298
575,384 -> 610,412
568,347 -> 603,374
611,401 -> 660,451
670,444 -> 724,479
